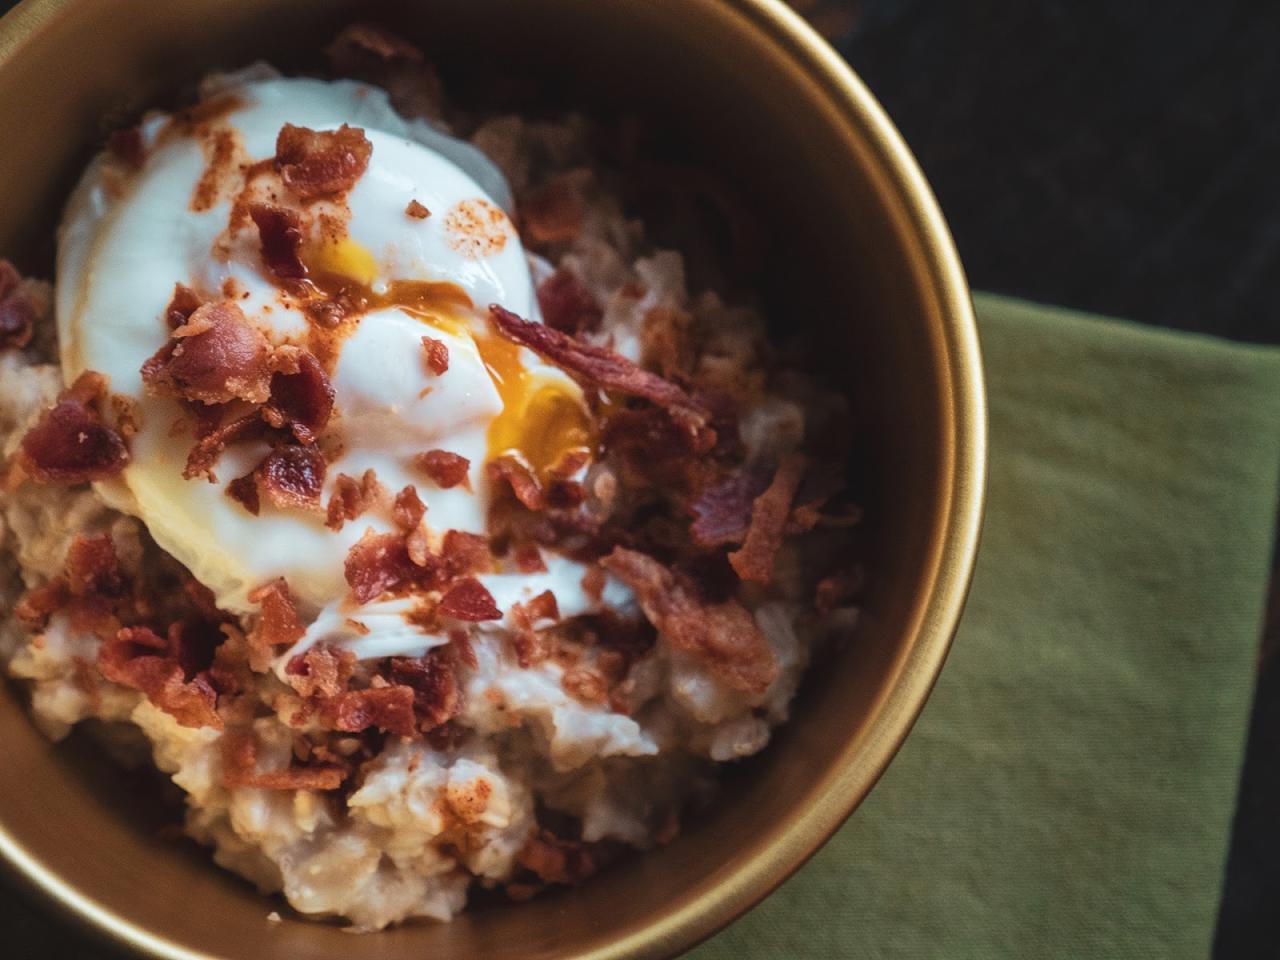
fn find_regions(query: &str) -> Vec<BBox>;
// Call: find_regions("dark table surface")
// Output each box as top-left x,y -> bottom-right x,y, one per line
5,0 -> 1278,956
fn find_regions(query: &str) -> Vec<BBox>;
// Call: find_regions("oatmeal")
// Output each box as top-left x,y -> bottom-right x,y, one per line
0,25 -> 861,929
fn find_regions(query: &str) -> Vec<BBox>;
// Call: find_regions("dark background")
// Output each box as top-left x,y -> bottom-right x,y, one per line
5,0 -> 1279,955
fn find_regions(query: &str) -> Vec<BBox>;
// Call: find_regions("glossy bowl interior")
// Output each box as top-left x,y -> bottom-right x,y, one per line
0,1 -> 984,958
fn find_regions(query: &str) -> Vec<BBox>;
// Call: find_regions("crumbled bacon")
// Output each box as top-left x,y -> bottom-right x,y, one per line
393,485 -> 426,530
19,371 -> 130,484
728,454 -> 807,584
516,829 -> 598,887
488,455 -> 543,510
284,645 -> 355,698
421,336 -> 449,375
263,351 -> 334,444
275,123 -> 372,201
98,626 -> 223,729
220,730 -> 344,791
15,579 -> 69,629
387,651 -> 460,730
345,531 -> 418,603
513,543 -> 547,574
689,466 -> 772,547
489,305 -> 711,446
247,578 -> 305,661
140,301 -> 273,405
600,547 -> 777,694
442,530 -> 491,579
536,269 -> 602,335
65,533 -> 127,600
252,445 -> 326,511
164,283 -> 203,329
326,469 -> 382,531
321,685 -> 416,737
184,412 -> 262,481
438,577 -> 501,622
226,472 -> 260,514
406,199 -> 431,219
512,589 -> 559,628
415,449 -> 469,489
107,126 -> 146,169
249,202 -> 307,279
580,565 -> 606,601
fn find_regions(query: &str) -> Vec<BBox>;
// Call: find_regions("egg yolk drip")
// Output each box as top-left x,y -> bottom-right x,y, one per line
304,237 -> 595,482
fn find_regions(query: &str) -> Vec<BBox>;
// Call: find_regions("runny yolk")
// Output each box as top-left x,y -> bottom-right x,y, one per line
306,236 -> 378,287
474,332 -> 595,479
300,235 -> 595,481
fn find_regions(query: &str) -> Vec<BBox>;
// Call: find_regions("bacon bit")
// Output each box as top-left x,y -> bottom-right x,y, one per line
415,449 -> 470,489
601,547 -> 777,695
536,268 -> 602,335
220,729 -> 344,791
514,543 -> 547,574
183,412 -> 262,481
387,651 -> 460,729
580,565 -> 606,601
99,626 -> 223,729
545,479 -> 585,510
247,578 -> 305,658
449,628 -> 479,669
249,202 -> 307,279
275,123 -> 372,201
512,589 -> 559,628
562,666 -> 608,705
164,283 -> 203,329
226,471 -> 260,514
345,530 -> 418,604
489,305 -> 712,447
728,454 -> 807,584
19,371 -> 130,484
284,645 -> 355,698
521,175 -> 584,246
393,485 -> 426,530
517,829 -> 598,887
325,468 -> 382,531
442,530 -> 491,579
421,336 -> 449,375
255,445 -> 326,511
107,126 -> 146,169
264,351 -> 334,444
406,199 -> 431,219
488,455 -> 543,510
140,301 -> 273,406
65,533 -> 127,600
690,467 -> 772,547
321,685 -> 416,737
438,577 -> 501,622
15,579 -> 69,629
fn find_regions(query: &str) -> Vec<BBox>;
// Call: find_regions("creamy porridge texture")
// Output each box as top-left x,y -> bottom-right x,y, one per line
0,26 -> 861,929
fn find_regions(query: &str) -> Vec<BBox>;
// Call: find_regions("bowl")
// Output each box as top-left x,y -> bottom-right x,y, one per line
0,1 -> 985,957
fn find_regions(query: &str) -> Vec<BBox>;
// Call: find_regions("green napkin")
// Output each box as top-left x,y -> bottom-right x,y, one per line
692,294 -> 1280,959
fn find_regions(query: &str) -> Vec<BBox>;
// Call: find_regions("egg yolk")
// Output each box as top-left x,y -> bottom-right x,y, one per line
476,332 -> 595,478
302,235 -> 595,482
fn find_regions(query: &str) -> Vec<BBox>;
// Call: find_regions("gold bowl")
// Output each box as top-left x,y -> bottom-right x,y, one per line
0,1 -> 985,957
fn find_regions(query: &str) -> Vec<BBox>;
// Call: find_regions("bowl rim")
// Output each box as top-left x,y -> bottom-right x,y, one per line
0,0 -> 987,957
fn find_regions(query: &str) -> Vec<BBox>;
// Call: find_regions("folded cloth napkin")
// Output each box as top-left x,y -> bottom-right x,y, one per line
691,293 -> 1280,959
